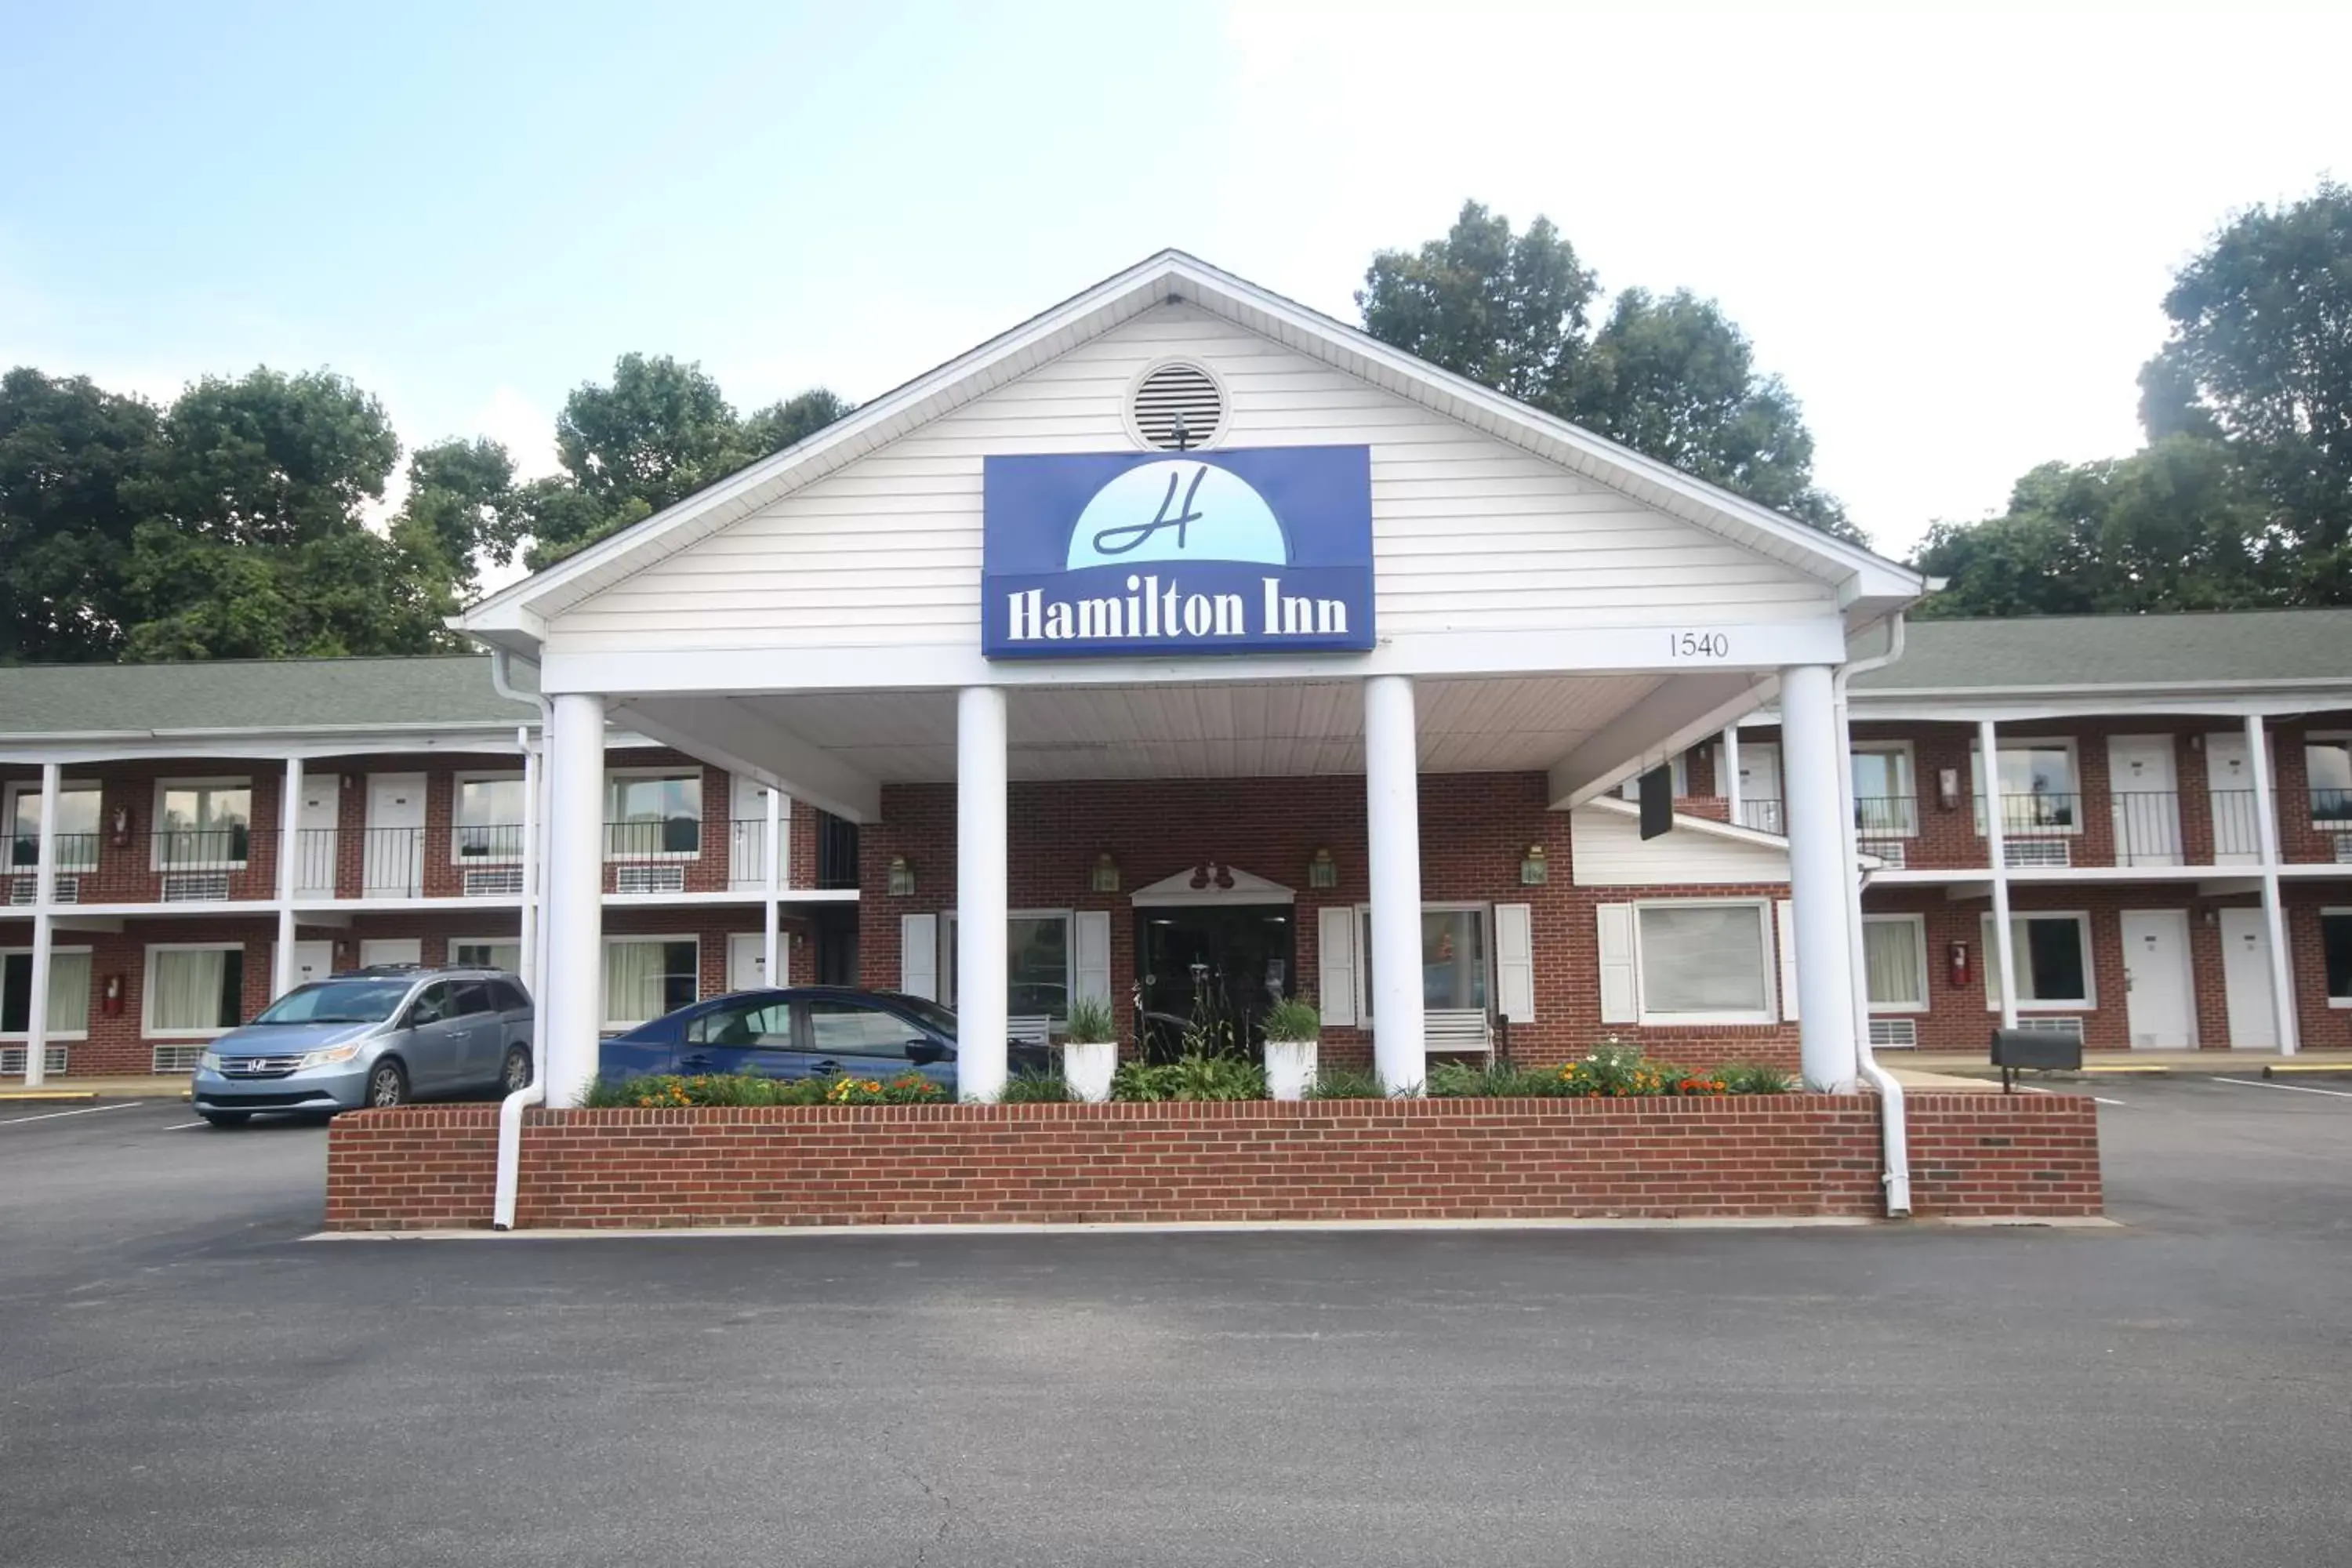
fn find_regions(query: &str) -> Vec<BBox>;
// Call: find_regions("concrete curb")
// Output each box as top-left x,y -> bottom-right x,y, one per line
305,1214 -> 2120,1243
0,1090 -> 100,1104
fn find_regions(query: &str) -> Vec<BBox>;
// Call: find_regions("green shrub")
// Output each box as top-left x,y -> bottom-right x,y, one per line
999,1069 -> 1076,1104
1110,1060 -> 1174,1102
1714,1061 -> 1795,1094
1426,1061 -> 1567,1098
1261,996 -> 1323,1043
1165,1053 -> 1265,1102
1063,996 -> 1116,1045
1304,1066 -> 1389,1100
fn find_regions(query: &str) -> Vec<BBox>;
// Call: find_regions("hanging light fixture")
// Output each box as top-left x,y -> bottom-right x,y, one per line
887,855 -> 916,896
1091,852 -> 1120,893
1308,847 -> 1338,889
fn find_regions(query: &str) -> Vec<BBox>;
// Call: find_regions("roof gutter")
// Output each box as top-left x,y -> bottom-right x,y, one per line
487,648 -> 552,1232
1836,615 -> 1912,1218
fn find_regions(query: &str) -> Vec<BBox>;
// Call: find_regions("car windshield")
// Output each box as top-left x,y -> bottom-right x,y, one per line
889,996 -> 958,1040
252,980 -> 412,1025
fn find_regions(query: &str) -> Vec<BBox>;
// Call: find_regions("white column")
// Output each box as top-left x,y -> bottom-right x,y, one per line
956,687 -> 1010,1102
762,782 -> 782,985
23,763 -> 60,1087
1364,674 -> 1425,1092
2245,713 -> 2299,1054
540,693 -> 608,1107
273,756 -> 303,1000
1721,726 -> 1743,824
1780,666 -> 1858,1090
517,735 -> 541,1000
1979,718 -> 2018,1032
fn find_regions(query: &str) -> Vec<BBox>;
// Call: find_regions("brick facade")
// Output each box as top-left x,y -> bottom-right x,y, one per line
322,1092 -> 2101,1231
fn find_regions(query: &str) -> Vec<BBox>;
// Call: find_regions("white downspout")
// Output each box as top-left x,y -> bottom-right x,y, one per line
1835,613 -> 1912,1218
488,647 -> 551,1231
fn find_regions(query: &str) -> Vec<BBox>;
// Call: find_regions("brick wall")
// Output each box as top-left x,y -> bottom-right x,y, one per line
322,1091 -> 2101,1231
858,772 -> 1802,1073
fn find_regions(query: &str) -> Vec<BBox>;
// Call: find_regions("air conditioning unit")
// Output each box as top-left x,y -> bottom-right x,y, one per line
464,867 -> 524,897
1867,1018 -> 1918,1048
2003,839 -> 2071,869
151,1044 -> 208,1073
1860,840 -> 1908,869
162,872 -> 232,902
614,864 -> 687,895
0,1044 -> 68,1076
6,878 -> 32,906
2335,835 -> 2352,865
2013,1016 -> 2085,1042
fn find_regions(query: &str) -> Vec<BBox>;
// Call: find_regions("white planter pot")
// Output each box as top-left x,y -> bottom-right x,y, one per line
1264,1038 -> 1318,1102
1062,1040 -> 1117,1104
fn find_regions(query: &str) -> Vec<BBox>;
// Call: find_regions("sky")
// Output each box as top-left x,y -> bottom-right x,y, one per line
3,2 -> 2349,561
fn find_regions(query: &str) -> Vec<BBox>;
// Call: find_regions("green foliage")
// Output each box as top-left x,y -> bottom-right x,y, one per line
1359,201 -> 1857,542
0,368 -> 160,662
1304,1066 -> 1390,1101
1427,1045 -> 1790,1099
1111,1054 -> 1267,1102
998,1069 -> 1076,1104
1062,995 -> 1116,1045
575,1072 -> 951,1109
1425,1061 -> 1570,1098
1261,996 -> 1323,1043
1714,1061 -> 1795,1094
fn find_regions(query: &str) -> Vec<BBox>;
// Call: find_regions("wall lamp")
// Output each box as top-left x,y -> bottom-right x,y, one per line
1308,847 -> 1338,889
887,855 -> 916,897
1091,852 -> 1120,893
1519,844 -> 1549,886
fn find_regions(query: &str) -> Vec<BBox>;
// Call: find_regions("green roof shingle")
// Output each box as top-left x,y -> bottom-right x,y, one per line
1854,609 -> 2352,692
0,655 -> 535,739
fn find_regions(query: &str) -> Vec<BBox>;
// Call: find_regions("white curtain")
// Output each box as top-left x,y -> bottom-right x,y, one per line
603,941 -> 663,1025
458,942 -> 521,974
48,952 -> 91,1034
154,949 -> 226,1032
1863,921 -> 1923,1008
1638,906 -> 1769,1014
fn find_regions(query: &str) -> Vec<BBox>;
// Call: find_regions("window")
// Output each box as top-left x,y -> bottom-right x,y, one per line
6,782 -> 101,871
1,949 -> 93,1036
2323,911 -> 2352,1007
254,979 -> 410,1025
1862,916 -> 1929,1011
1358,904 -> 1490,1019
154,780 -> 252,868
1970,742 -> 2078,834
688,998 -> 793,1046
146,945 -> 245,1035
604,772 -> 701,858
602,938 -> 698,1027
1633,902 -> 1774,1023
2307,739 -> 2352,827
1849,744 -> 1918,837
942,911 -> 1073,1020
452,775 -> 526,862
807,1000 -> 924,1061
451,939 -> 522,974
1980,913 -> 2094,1009
407,982 -> 456,1026
488,979 -> 532,1013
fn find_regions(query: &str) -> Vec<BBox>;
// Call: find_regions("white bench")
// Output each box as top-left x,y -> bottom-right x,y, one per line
1007,1014 -> 1054,1047
1423,1008 -> 1494,1062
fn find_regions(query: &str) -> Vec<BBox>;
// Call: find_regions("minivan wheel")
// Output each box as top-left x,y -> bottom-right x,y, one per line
199,1111 -> 250,1128
500,1044 -> 532,1094
366,1060 -> 409,1109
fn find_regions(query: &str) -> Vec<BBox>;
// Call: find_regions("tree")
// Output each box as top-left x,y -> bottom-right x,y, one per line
398,436 -> 523,590
1358,201 -> 1860,542
1912,436 -> 2281,618
0,368 -> 161,662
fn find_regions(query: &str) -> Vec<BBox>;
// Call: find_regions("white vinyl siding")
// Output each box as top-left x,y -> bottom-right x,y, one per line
546,304 -> 1833,655
1569,804 -> 1791,886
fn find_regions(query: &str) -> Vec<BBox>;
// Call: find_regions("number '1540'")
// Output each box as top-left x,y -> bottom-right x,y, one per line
1670,631 -> 1730,659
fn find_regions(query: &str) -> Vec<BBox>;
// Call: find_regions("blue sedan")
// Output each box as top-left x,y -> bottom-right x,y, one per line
599,986 -> 1049,1088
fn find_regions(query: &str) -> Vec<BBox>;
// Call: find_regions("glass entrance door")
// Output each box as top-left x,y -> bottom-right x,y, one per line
1134,905 -> 1296,1061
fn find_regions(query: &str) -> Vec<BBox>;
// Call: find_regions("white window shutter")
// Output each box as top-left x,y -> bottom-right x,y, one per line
1596,903 -> 1636,1024
1074,910 -> 1111,1004
1316,904 -> 1356,1026
1495,902 -> 1535,1024
1776,899 -> 1799,1021
900,913 -> 938,1000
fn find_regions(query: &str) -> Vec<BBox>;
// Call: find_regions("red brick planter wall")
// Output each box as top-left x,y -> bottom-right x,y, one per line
324,1093 -> 2100,1231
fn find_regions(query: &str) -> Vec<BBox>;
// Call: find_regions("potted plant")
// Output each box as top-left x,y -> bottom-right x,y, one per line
1261,995 -> 1322,1102
1062,996 -> 1117,1104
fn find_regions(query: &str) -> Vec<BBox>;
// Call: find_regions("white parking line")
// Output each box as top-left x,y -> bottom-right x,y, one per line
2213,1076 -> 2352,1100
0,1102 -> 132,1127
2092,1096 -> 2129,1107
163,1120 -> 209,1131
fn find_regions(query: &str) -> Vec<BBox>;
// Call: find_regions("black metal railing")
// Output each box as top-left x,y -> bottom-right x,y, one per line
8,831 -> 101,873
452,823 -> 528,862
816,811 -> 860,890
152,826 -> 252,867
1733,797 -> 1784,834
2111,790 -> 2185,866
727,817 -> 778,887
2209,789 -> 2264,860
1853,795 -> 1917,838
1991,791 -> 2078,834
604,818 -> 701,860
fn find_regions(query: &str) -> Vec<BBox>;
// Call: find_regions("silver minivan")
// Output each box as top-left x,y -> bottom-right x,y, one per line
189,965 -> 534,1127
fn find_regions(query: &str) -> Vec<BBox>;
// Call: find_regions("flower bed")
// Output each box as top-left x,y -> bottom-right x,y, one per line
323,1091 -> 2102,1232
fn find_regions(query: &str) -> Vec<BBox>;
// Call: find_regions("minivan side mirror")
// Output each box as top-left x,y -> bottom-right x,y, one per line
906,1039 -> 948,1065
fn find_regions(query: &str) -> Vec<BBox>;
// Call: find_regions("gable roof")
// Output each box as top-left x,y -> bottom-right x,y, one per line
458,249 -> 1924,647
0,655 -> 535,741
1854,610 -> 2352,695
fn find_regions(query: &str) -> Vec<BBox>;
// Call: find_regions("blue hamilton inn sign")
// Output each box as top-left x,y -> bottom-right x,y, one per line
981,445 -> 1375,658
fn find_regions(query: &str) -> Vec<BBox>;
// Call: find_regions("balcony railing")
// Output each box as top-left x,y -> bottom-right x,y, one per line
8,831 -> 102,875
728,817 -> 779,889
1733,797 -> 1784,834
816,811 -> 860,890
2111,790 -> 2186,866
604,818 -> 701,861
1991,791 -> 2078,835
1853,796 -> 1918,838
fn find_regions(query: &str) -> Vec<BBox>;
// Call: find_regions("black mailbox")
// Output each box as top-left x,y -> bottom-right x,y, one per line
1990,1027 -> 2082,1091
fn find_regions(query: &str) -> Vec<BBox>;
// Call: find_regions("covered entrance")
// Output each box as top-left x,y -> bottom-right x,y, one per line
1132,865 -> 1297,1058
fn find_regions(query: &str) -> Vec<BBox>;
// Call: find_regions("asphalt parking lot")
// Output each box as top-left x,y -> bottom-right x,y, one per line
2,1079 -> 2349,1567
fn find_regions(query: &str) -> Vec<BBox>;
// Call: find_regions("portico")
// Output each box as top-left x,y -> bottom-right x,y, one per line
458,249 -> 1925,1107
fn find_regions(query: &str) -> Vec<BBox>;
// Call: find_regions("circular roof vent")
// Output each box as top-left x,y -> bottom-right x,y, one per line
1131,361 -> 1225,452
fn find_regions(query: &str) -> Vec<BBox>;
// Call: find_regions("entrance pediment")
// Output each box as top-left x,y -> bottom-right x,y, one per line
1131,862 -> 1295,907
